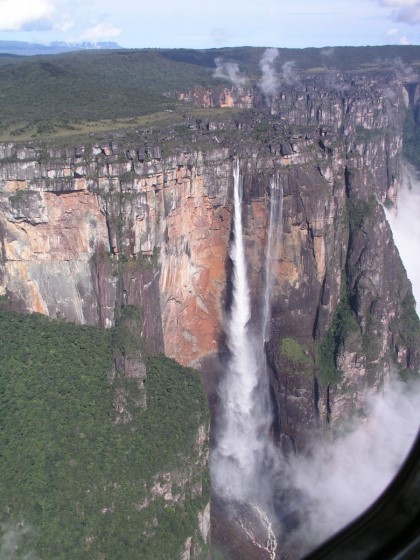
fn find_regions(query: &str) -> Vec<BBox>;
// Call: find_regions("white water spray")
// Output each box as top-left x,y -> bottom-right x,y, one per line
211,160 -> 274,502
211,159 -> 420,559
263,176 -> 283,343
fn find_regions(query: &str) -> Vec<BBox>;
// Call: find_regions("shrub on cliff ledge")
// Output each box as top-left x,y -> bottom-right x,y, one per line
315,276 -> 358,386
280,337 -> 313,379
280,337 -> 312,365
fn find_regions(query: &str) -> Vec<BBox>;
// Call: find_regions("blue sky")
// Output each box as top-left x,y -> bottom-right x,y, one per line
0,0 -> 419,49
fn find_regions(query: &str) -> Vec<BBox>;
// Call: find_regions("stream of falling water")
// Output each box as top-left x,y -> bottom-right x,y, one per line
211,161 -> 282,558
263,176 -> 283,343
211,159 -> 420,559
211,160 -> 272,501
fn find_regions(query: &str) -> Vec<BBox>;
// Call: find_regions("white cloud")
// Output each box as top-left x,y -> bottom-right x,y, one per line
376,0 -> 420,24
78,22 -> 122,42
0,0 -> 56,31
54,14 -> 74,33
213,57 -> 248,87
321,47 -> 335,57
210,27 -> 232,46
380,0 -> 418,5
286,376 -> 420,555
386,164 -> 420,312
259,47 -> 280,96
0,519 -> 36,559
385,26 -> 414,43
282,60 -> 298,85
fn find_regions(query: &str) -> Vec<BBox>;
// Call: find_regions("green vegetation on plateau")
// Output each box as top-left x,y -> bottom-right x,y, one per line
0,49 -> 216,138
0,45 -> 419,141
0,309 -> 209,559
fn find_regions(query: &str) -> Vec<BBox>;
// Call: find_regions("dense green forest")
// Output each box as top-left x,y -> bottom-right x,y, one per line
0,309 -> 209,559
0,45 -> 419,140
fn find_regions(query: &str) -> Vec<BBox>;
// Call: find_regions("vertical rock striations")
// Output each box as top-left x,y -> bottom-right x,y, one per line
0,70 -> 418,445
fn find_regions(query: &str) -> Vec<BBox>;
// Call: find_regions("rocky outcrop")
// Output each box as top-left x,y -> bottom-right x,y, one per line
0,70 -> 418,444
0,144 -> 233,365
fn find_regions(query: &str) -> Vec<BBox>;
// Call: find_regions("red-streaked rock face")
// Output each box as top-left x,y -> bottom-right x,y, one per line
0,188 -> 114,325
0,71 -> 418,441
159,161 -> 232,366
0,145 -> 235,366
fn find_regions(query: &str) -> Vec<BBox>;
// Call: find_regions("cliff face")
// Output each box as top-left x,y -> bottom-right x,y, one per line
0,144 -> 233,366
0,71 -> 418,444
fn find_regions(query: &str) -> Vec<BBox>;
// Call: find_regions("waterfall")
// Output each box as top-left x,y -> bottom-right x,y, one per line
211,161 -> 281,505
211,159 -> 420,558
263,175 -> 283,343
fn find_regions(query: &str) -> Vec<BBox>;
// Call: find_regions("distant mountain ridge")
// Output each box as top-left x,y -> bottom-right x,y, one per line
0,40 -> 121,56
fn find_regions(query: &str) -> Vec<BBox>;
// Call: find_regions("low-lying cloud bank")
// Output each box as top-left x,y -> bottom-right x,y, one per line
284,375 -> 420,555
282,163 -> 420,555
385,163 -> 420,312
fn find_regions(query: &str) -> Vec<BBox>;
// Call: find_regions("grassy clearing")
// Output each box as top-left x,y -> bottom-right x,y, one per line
0,106 -> 244,143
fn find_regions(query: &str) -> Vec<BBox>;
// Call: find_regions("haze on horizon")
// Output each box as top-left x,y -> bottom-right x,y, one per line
0,0 -> 419,51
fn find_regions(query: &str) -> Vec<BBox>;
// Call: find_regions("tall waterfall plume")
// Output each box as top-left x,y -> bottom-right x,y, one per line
263,175 -> 283,343
211,161 -> 281,505
211,159 -> 420,559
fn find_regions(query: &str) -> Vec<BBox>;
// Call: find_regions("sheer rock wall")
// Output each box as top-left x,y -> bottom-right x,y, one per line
0,71 -> 418,443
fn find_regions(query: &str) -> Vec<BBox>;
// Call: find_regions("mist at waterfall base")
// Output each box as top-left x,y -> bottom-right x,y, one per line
210,162 -> 278,508
210,163 -> 420,558
285,376 -> 420,554
286,163 -> 420,554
